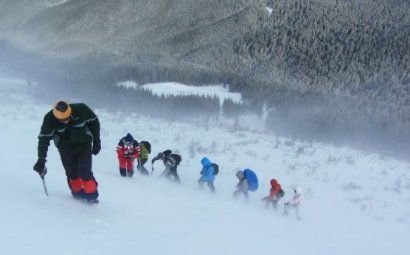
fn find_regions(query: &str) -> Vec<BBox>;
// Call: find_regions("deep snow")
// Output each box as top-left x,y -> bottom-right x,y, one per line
1,77 -> 409,255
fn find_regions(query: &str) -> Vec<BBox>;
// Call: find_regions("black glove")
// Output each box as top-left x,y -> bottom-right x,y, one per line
92,140 -> 101,155
33,159 -> 47,177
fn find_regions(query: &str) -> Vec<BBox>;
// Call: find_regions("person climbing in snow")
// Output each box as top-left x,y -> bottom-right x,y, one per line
198,157 -> 216,193
33,100 -> 101,204
284,186 -> 304,220
136,141 -> 151,175
262,179 -> 284,210
151,150 -> 182,182
233,169 -> 258,201
116,133 -> 140,178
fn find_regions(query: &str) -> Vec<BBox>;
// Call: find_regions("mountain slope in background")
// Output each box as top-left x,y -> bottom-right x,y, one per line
0,0 -> 69,33
9,0 -> 262,65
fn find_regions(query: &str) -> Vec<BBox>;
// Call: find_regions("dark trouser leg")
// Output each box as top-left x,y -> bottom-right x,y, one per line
207,182 -> 215,193
125,158 -> 134,178
272,200 -> 278,210
137,158 -> 149,175
140,166 -> 149,175
244,191 -> 249,201
119,168 -> 127,177
60,148 -> 82,198
198,179 -> 204,189
283,203 -> 289,215
60,144 -> 98,201
170,169 -> 180,183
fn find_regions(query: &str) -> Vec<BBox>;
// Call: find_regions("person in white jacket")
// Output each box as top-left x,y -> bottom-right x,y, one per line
284,186 -> 304,219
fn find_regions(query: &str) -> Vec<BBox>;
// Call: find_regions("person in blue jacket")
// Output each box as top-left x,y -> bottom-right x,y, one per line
198,157 -> 216,193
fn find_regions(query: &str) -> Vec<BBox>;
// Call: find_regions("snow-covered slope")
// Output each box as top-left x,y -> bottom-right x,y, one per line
1,77 -> 409,255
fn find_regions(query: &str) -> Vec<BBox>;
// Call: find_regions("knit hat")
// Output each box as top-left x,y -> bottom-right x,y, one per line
53,101 -> 72,120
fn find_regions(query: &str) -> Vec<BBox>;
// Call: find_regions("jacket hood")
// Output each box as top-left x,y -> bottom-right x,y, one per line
270,179 -> 278,187
201,157 -> 212,166
124,133 -> 133,143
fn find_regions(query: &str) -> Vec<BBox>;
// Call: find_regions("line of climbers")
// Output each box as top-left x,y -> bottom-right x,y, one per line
32,100 -> 303,218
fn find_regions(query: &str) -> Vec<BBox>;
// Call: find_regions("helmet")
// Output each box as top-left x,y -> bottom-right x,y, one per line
53,101 -> 72,120
236,170 -> 244,179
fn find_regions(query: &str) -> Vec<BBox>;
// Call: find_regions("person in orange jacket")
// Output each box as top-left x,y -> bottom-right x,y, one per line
116,133 -> 140,177
262,179 -> 284,210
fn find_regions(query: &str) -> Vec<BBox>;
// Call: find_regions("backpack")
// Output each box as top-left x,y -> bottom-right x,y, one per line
278,189 -> 285,198
212,163 -> 219,175
243,169 -> 258,191
169,154 -> 182,165
140,141 -> 151,153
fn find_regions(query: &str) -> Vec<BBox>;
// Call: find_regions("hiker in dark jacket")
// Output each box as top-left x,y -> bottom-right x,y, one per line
151,150 -> 181,182
33,101 -> 100,204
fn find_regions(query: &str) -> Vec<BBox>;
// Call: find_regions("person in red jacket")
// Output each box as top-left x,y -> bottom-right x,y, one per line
116,133 -> 140,177
262,179 -> 284,210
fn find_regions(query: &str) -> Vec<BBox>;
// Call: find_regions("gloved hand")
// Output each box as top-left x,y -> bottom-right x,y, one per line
92,140 -> 101,155
33,158 -> 47,177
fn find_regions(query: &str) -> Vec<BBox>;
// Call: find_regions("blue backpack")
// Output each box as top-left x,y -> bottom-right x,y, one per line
243,169 -> 258,191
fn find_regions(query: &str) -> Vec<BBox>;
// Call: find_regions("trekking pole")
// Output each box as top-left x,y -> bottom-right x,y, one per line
151,165 -> 154,175
41,176 -> 49,196
39,167 -> 49,196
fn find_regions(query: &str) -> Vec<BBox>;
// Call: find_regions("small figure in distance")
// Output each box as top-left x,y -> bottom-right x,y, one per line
137,140 -> 151,175
284,186 -> 304,220
198,157 -> 217,193
152,150 -> 182,183
262,179 -> 285,211
233,169 -> 258,201
116,133 -> 140,178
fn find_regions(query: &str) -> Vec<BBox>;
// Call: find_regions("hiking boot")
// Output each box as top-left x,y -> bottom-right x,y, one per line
86,199 -> 99,205
72,189 -> 86,200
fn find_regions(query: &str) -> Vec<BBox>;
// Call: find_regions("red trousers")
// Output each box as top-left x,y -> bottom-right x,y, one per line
118,156 -> 135,171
